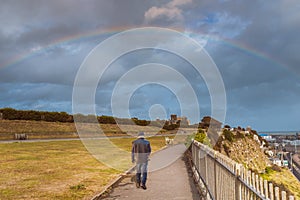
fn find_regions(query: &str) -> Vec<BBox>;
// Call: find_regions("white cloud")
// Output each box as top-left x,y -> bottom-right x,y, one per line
144,0 -> 192,24
145,6 -> 183,22
168,0 -> 193,7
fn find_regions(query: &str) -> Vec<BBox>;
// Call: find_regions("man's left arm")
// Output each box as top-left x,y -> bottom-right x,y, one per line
131,142 -> 135,163
147,142 -> 151,157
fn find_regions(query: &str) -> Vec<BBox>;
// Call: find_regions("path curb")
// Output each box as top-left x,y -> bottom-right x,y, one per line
91,165 -> 136,200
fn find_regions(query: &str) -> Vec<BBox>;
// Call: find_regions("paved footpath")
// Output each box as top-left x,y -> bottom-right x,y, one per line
101,144 -> 200,200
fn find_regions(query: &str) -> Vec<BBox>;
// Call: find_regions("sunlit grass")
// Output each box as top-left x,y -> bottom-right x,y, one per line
0,137 -> 166,200
261,167 -> 300,199
0,120 -> 77,140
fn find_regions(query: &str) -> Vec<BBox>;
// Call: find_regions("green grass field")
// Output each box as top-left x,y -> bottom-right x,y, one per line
0,137 -> 166,200
0,120 -> 77,140
0,120 -> 172,140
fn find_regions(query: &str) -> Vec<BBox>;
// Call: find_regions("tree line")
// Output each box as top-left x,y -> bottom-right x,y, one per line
0,108 -> 73,122
0,108 -> 183,130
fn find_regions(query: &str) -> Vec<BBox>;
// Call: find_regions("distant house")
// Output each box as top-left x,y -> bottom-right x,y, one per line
290,140 -> 300,146
282,160 -> 289,167
271,158 -> 289,167
259,133 -> 275,142
272,158 -> 282,167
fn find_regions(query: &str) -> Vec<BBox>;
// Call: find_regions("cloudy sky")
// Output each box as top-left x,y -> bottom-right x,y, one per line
0,0 -> 300,131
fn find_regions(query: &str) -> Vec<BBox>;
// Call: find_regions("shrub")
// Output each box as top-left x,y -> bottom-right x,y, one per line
198,129 -> 205,134
194,132 -> 207,143
70,184 -> 86,191
265,166 -> 274,174
236,131 -> 245,139
223,129 -> 234,142
185,130 -> 211,147
224,125 -> 231,129
163,123 -> 179,130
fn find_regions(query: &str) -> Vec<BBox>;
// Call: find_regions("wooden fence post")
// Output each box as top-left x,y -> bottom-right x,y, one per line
264,180 -> 269,199
281,191 -> 286,200
214,152 -> 218,200
260,177 -> 264,195
275,187 -> 280,200
255,175 -> 259,192
235,164 -> 241,200
289,196 -> 294,200
248,170 -> 251,186
252,172 -> 256,190
269,183 -> 274,200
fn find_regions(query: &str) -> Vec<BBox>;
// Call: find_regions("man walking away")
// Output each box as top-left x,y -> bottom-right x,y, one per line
131,132 -> 151,190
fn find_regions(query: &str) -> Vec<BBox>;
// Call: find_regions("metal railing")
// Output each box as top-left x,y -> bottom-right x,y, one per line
189,141 -> 295,200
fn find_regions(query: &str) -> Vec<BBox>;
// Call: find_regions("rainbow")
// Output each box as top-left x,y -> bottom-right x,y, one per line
185,29 -> 286,70
0,26 -> 125,69
0,26 -> 287,71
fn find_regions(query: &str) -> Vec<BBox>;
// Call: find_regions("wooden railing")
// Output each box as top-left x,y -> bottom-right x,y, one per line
188,141 -> 295,200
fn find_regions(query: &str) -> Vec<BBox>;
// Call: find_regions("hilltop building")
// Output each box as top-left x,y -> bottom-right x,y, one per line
168,114 -> 190,126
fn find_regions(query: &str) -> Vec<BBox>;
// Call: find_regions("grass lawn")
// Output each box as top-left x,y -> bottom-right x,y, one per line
0,120 -> 77,140
0,137 -> 166,200
0,120 -> 172,140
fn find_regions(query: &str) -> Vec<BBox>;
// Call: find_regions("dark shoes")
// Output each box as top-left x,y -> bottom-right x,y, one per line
136,182 -> 140,188
136,182 -> 146,190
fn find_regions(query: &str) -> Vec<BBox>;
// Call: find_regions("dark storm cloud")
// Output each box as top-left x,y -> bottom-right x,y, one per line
233,1 -> 300,75
180,0 -> 300,73
164,0 -> 300,130
0,42 -> 88,85
0,0 -> 156,68
0,0 -> 300,130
